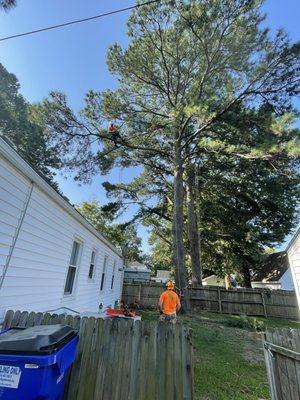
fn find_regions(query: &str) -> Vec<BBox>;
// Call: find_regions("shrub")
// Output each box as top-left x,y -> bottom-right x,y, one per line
221,316 -> 265,332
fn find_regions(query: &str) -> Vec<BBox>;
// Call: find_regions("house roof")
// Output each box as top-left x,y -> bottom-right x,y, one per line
0,136 -> 122,257
125,261 -> 151,273
203,275 -> 224,280
202,275 -> 216,281
252,251 -> 289,282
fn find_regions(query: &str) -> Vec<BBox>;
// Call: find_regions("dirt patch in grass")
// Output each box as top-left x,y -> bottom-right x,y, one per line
242,332 -> 265,365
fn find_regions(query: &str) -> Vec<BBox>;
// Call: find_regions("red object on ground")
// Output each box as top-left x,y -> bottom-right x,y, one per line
105,308 -> 125,316
105,308 -> 137,318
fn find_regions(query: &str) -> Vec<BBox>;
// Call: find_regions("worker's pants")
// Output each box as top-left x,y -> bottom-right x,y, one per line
159,313 -> 177,324
112,133 -> 118,147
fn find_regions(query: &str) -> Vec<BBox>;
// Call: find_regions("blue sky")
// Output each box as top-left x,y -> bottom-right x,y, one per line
0,0 -> 299,252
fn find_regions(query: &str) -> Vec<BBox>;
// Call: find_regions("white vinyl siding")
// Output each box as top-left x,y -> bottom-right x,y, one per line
0,140 -> 124,320
287,231 -> 300,309
0,157 -> 29,283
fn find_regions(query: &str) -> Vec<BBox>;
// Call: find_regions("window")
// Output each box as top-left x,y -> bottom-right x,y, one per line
64,241 -> 81,295
100,255 -> 108,291
111,260 -> 116,290
89,250 -> 96,279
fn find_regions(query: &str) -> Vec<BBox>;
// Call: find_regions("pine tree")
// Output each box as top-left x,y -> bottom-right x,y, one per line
37,0 -> 300,296
0,0 -> 16,11
0,63 -> 62,190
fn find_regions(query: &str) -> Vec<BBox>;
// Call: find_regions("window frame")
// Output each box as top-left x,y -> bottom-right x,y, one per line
111,260 -> 116,291
100,255 -> 108,291
64,239 -> 82,296
88,249 -> 97,280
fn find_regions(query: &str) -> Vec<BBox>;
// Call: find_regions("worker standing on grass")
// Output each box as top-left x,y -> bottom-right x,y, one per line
158,281 -> 181,324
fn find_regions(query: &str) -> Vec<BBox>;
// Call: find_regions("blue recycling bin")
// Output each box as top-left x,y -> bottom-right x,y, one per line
0,324 -> 78,400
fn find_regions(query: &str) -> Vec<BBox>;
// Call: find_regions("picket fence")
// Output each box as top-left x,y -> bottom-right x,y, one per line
123,283 -> 299,320
263,328 -> 300,400
2,310 -> 193,400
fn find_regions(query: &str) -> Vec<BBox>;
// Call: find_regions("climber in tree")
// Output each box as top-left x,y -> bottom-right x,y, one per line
108,122 -> 121,148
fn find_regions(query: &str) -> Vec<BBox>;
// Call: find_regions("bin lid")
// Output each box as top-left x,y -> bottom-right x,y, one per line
0,325 -> 78,355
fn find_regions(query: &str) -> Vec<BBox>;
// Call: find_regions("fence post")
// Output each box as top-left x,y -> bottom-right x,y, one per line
263,333 -> 279,400
217,287 -> 222,313
261,291 -> 268,318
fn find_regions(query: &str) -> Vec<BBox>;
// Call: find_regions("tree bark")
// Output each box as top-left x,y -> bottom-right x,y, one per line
186,166 -> 202,286
173,140 -> 188,294
224,275 -> 231,290
241,261 -> 252,288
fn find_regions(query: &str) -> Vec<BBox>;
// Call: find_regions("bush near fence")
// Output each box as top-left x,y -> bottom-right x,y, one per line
2,310 -> 193,400
122,283 -> 299,320
263,328 -> 300,400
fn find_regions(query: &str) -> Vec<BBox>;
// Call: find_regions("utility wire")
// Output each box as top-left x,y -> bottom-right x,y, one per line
0,0 -> 160,42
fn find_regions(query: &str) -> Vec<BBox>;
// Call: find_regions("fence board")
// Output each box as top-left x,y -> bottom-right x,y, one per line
2,310 -> 193,400
264,328 -> 300,400
123,283 -> 299,320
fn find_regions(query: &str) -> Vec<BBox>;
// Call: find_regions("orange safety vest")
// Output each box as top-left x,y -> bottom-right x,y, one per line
159,290 -> 180,315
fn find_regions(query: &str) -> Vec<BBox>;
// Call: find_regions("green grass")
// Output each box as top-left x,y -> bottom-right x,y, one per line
141,311 -> 300,400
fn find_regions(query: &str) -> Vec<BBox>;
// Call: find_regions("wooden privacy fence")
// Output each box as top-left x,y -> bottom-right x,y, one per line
2,310 -> 193,400
263,328 -> 300,400
123,283 -> 299,320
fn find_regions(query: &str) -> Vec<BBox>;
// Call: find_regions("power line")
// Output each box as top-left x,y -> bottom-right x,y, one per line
0,0 -> 160,42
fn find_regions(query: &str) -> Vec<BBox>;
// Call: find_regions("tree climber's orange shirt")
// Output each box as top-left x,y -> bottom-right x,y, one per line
109,125 -> 117,133
159,290 -> 180,315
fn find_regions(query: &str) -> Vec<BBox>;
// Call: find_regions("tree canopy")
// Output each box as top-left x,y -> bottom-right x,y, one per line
0,62 -> 62,190
0,0 -> 16,11
35,0 -> 300,290
76,200 -> 144,264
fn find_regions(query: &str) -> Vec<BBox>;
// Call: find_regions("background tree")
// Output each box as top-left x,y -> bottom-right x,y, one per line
0,0 -> 16,11
148,230 -> 173,274
76,200 -> 144,264
194,104 -> 299,286
0,63 -> 62,190
35,0 -> 299,295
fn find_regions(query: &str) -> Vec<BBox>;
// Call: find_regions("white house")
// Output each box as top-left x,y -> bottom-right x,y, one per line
202,275 -> 226,287
0,137 -> 124,321
252,251 -> 295,291
287,228 -> 300,308
124,261 -> 151,283
151,270 -> 171,283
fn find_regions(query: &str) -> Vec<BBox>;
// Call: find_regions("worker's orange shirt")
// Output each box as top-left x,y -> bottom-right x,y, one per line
159,290 -> 180,315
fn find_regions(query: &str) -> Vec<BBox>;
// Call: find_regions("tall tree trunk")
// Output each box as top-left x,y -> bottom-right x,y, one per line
224,275 -> 231,290
173,140 -> 188,295
241,261 -> 252,288
186,165 -> 202,286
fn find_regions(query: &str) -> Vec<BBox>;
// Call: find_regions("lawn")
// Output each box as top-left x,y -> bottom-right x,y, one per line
142,311 -> 300,400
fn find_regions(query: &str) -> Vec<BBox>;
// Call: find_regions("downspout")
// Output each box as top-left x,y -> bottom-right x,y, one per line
0,181 -> 34,290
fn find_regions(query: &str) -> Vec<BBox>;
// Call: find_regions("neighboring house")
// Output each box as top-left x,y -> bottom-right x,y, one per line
124,261 -> 151,283
202,275 -> 226,287
287,228 -> 300,308
252,251 -> 294,290
0,137 -> 124,321
151,270 -> 171,283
